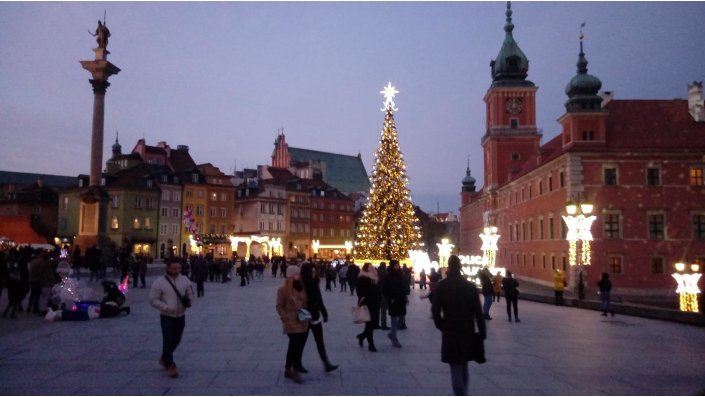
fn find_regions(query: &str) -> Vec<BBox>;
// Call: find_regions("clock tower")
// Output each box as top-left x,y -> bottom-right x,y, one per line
482,2 -> 541,191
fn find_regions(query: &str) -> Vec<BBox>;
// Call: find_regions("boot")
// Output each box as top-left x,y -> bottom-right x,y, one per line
324,361 -> 339,372
356,334 -> 364,347
285,368 -> 303,384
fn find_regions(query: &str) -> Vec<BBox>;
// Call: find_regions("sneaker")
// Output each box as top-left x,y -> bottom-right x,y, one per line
167,364 -> 178,378
515,319 -> 521,323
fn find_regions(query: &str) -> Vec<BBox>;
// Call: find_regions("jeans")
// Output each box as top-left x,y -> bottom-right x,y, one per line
309,322 -> 331,364
600,291 -> 612,313
389,315 -> 399,340
160,315 -> 186,366
379,298 -> 388,328
555,291 -> 564,306
339,279 -> 347,292
196,279 -> 204,297
483,294 -> 493,316
506,296 -> 519,320
285,332 -> 308,369
449,362 -> 469,395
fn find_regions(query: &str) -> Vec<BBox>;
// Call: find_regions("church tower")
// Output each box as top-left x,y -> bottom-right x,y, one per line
482,2 -> 541,190
558,27 -> 607,150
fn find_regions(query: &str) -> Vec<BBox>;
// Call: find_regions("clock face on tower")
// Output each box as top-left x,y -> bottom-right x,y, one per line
506,97 -> 523,114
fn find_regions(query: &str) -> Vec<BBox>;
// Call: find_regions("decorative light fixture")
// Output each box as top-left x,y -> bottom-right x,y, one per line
436,238 -> 455,269
672,262 -> 702,312
562,197 -> 596,300
479,226 -> 500,269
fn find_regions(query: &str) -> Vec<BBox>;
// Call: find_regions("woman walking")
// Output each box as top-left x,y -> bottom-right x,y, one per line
355,262 -> 379,352
276,265 -> 309,384
300,262 -> 339,372
382,260 -> 409,348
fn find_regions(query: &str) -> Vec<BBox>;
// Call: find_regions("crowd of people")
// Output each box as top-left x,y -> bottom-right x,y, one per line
1,243 -> 618,395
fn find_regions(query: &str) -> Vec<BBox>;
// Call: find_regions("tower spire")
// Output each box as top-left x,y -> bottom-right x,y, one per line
564,22 -> 603,112
504,1 -> 514,34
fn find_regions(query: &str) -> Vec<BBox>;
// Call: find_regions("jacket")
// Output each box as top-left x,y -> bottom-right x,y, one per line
502,276 -> 520,298
149,274 -> 194,318
554,272 -> 566,292
276,281 -> 309,334
382,270 -> 410,316
432,273 -> 486,364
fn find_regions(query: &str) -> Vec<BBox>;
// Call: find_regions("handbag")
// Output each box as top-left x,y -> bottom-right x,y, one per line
470,333 -> 487,364
165,276 -> 191,308
352,297 -> 371,324
297,308 -> 312,322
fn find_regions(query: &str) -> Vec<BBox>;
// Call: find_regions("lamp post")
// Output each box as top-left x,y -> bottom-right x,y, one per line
436,238 -> 454,270
479,226 -> 500,269
562,199 -> 596,300
672,262 -> 702,312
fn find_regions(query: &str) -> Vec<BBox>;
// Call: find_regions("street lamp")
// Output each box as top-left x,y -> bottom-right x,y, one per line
562,199 -> 596,300
479,226 -> 500,269
436,238 -> 454,270
673,262 -> 702,312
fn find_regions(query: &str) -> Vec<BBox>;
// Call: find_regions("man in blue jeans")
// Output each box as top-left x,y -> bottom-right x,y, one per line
149,260 -> 194,378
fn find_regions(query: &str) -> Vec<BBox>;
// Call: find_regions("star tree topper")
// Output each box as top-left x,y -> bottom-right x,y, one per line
380,82 -> 399,112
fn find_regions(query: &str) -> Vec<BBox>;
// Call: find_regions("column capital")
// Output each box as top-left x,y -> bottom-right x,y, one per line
89,79 -> 111,94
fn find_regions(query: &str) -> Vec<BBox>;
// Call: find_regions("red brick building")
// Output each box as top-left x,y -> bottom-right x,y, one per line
460,4 -> 705,296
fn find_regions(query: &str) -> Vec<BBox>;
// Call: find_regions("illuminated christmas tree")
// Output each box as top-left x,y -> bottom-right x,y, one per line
355,83 -> 421,261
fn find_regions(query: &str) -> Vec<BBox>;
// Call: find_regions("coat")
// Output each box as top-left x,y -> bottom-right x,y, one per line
276,281 -> 309,334
382,270 -> 409,316
554,272 -> 566,292
149,274 -> 194,318
502,276 -> 520,298
432,273 -> 486,364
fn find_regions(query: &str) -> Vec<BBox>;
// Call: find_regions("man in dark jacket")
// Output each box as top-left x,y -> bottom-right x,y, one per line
382,260 -> 409,348
432,255 -> 486,396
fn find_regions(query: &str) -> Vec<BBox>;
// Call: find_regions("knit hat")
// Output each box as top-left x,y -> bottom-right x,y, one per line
286,265 -> 300,278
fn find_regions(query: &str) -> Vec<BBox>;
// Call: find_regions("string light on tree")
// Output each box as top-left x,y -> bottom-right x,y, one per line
354,83 -> 421,261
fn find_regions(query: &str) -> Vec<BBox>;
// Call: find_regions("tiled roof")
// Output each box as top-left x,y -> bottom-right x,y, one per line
0,171 -> 77,188
507,99 -> 705,183
603,100 -> 705,149
288,147 -> 370,194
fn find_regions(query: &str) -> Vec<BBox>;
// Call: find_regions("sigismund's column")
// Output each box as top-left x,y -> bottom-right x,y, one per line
76,20 -> 120,250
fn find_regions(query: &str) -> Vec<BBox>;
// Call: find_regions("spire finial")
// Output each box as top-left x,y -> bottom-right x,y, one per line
115,130 -> 119,144
466,155 -> 471,171
577,22 -> 588,74
504,1 -> 514,34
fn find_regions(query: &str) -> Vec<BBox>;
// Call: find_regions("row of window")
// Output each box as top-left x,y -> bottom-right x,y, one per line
160,190 -> 182,202
184,205 -> 228,218
604,166 -> 704,187
312,228 -> 352,238
184,189 -> 230,201
508,252 -> 705,275
110,216 -> 152,231
312,214 -> 351,223
504,170 -> 565,206
506,213 -> 705,241
311,202 -> 354,211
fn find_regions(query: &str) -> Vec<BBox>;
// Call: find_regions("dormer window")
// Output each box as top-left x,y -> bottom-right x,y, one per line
191,173 -> 199,183
511,152 -> 521,161
510,119 -> 518,129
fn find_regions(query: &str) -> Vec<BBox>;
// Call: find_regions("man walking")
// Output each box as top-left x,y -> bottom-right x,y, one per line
432,255 -> 486,396
149,260 -> 194,378
478,267 -> 494,320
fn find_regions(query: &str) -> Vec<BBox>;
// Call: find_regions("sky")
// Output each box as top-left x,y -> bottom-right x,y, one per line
1,2 -> 704,214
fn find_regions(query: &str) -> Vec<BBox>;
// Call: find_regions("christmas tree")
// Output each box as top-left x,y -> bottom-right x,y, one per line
354,83 -> 421,261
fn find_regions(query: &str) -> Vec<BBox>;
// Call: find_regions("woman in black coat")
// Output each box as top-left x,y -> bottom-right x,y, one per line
432,255 -> 486,396
355,263 -> 379,352
382,260 -> 409,348
502,270 -> 520,322
300,262 -> 338,372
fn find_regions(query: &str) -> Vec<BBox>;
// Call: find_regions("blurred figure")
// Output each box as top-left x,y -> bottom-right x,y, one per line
502,271 -> 520,322
300,262 -> 338,372
355,263 -> 379,352
276,265 -> 308,384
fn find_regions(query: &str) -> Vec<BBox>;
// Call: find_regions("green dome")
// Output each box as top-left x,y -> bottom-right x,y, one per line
565,41 -> 603,112
490,2 -> 534,87
462,165 -> 476,193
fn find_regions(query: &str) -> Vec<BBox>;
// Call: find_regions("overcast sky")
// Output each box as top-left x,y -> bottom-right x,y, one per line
1,2 -> 703,213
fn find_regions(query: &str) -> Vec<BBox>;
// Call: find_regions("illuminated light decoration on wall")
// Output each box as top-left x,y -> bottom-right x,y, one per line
436,238 -> 454,269
312,240 -> 354,255
408,250 -> 506,287
672,262 -> 702,312
562,201 -> 595,266
479,226 -> 500,269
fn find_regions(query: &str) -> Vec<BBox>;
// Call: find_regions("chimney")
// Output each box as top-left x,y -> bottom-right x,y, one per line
688,81 -> 704,122
600,90 -> 614,108
177,145 -> 189,152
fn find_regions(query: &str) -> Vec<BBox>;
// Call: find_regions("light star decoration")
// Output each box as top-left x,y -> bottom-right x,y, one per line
380,82 -> 399,112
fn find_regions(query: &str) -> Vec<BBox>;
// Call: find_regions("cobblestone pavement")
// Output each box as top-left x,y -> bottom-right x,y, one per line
1,266 -> 704,396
